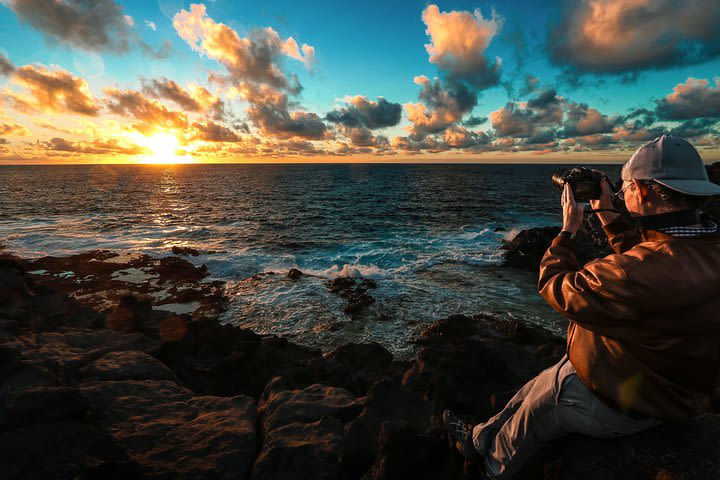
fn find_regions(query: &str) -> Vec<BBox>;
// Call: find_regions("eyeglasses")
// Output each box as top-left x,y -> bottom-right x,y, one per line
613,182 -> 633,201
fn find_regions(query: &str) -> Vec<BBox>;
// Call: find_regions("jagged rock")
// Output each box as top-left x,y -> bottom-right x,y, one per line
342,379 -> 432,477
251,416 -> 344,480
78,351 -> 177,382
257,382 -> 362,439
362,420 -> 455,480
105,295 -> 157,333
158,313 -> 187,342
320,342 -> 400,395
551,415 -> 720,480
0,386 -> 90,429
0,421 -> 139,480
171,246 -> 200,256
0,257 -> 33,320
403,314 -> 564,418
327,277 -> 377,315
502,226 -> 612,272
287,268 -> 304,280
81,379 -> 257,479
154,319 -> 320,398
19,250 -> 226,319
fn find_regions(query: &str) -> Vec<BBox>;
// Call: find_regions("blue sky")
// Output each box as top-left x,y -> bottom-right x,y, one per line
0,0 -> 718,163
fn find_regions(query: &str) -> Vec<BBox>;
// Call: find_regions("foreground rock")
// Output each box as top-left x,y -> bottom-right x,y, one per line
551,415 -> 720,480
1,250 -> 718,479
81,379 -> 257,479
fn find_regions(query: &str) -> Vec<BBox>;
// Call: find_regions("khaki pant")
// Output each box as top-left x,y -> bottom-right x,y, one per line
473,355 -> 661,479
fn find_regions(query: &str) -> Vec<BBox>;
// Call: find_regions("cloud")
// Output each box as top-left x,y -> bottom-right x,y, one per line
142,77 -> 225,120
422,4 -> 502,89
560,102 -> 620,136
140,40 -> 174,60
172,4 -> 324,140
238,84 -> 326,140
461,115 -> 487,127
145,20 -> 157,31
190,120 -> 242,142
519,74 -> 540,96
549,0 -> 720,74
402,5 -> 503,146
0,122 -> 30,136
2,64 -> 99,115
326,96 -> 402,129
173,4 -> 313,91
341,127 -> 390,148
444,125 -> 490,149
668,118 -> 719,139
654,78 -> 720,120
104,88 -> 188,133
0,54 -> 14,76
490,88 -> 563,137
3,0 -> 133,53
41,136 -> 148,155
404,76 -> 477,140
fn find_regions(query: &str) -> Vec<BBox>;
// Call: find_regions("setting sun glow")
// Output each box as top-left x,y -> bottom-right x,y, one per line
139,133 -> 191,164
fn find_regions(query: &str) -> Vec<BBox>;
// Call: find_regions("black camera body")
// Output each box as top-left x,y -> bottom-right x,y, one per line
552,167 -> 606,202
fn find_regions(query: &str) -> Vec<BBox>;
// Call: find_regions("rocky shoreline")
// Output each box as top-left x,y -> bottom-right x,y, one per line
1,243 -> 718,479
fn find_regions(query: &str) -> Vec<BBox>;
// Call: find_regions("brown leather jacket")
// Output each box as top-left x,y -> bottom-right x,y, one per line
539,216 -> 720,420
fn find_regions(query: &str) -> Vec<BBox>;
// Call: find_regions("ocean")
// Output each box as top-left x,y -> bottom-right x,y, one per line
0,163 -> 621,356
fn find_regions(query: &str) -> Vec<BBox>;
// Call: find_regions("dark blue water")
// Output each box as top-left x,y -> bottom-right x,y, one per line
0,164 -> 621,355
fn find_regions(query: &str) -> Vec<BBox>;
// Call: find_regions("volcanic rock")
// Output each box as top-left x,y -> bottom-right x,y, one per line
257,382 -> 362,439
0,421 -> 138,480
287,268 -> 304,280
80,379 -> 257,479
342,379 -> 432,476
78,350 -> 177,382
171,245 -> 200,256
403,314 -> 564,418
327,276 -> 377,315
552,415 -> 720,480
251,416 -> 345,480
362,420 -> 455,480
502,226 -> 612,272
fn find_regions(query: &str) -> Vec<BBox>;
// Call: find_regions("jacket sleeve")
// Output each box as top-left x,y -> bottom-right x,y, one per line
538,234 -> 641,339
602,215 -> 642,254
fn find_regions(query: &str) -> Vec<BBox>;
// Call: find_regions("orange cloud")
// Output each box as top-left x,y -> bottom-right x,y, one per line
422,4 -> 502,88
655,78 -> 720,120
173,4 -> 313,90
142,77 -> 225,120
2,64 -> 99,116
104,88 -> 188,133
0,122 -> 30,136
550,0 -> 720,72
41,136 -> 148,156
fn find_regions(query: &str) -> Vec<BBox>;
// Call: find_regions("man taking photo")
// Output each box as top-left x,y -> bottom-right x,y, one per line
444,134 -> 720,479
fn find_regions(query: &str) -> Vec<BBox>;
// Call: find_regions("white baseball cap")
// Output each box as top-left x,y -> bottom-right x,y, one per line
621,134 -> 720,196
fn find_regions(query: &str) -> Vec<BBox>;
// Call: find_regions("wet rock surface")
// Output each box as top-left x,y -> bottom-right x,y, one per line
18,250 -> 225,319
327,276 -> 377,315
501,226 -> 612,272
0,250 -> 717,479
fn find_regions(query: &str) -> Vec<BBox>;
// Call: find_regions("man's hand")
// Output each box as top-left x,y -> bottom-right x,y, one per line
562,184 -> 584,235
589,175 -> 619,226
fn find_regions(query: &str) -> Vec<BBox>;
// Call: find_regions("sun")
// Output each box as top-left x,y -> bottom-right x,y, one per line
138,133 -> 193,164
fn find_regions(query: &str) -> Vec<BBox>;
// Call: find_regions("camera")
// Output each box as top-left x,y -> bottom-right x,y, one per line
552,167 -> 606,202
